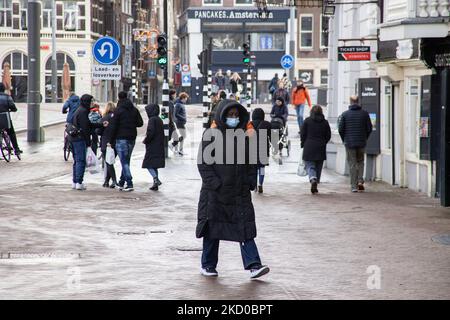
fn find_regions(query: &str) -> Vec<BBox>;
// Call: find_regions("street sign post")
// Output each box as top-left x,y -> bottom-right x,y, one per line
92,65 -> 122,80
182,64 -> 190,72
338,46 -> 371,61
280,54 -> 294,69
92,37 -> 121,65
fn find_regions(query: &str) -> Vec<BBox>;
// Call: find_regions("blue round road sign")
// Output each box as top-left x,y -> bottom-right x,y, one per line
280,54 -> 294,69
93,37 -> 121,65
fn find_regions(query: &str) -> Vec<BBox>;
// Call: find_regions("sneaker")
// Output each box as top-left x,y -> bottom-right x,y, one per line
250,265 -> 270,279
358,183 -> 365,192
72,183 -> 76,190
121,185 -> 134,192
258,185 -> 263,194
201,267 -> 218,277
351,189 -> 358,193
110,182 -> 117,189
117,181 -> 125,190
75,183 -> 86,191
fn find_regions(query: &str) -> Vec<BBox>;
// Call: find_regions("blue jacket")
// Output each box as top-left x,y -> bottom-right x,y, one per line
270,103 -> 289,124
338,104 -> 373,149
174,99 -> 187,126
62,95 -> 80,123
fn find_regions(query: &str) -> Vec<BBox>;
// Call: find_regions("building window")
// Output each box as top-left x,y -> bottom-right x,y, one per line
122,0 -> 132,15
63,1 -> 77,31
248,33 -> 285,51
42,0 -> 52,29
300,14 -> 313,50
203,0 -> 222,5
235,0 -> 253,5
320,14 -> 330,49
0,0 -> 12,28
204,33 -> 244,51
2,52 -> 28,102
44,53 -> 76,103
406,78 -> 420,155
320,69 -> 328,86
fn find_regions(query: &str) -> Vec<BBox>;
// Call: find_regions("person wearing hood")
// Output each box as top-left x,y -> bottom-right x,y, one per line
250,108 -> 272,194
62,92 -> 80,124
270,96 -> 289,126
70,94 -> 106,190
301,105 -> 331,194
142,104 -> 165,191
109,91 -> 144,191
197,99 -> 270,280
338,95 -> 373,193
0,82 -> 22,154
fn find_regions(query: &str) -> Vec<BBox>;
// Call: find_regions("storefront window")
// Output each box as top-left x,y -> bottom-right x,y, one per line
0,0 -> 12,28
2,52 -> 28,102
202,22 -> 243,32
204,33 -> 244,50
45,53 -> 76,103
247,33 -> 285,51
406,79 -> 420,154
300,15 -> 313,50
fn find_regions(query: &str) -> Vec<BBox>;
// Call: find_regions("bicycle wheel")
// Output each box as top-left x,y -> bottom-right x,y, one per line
64,136 -> 71,161
1,132 -> 11,162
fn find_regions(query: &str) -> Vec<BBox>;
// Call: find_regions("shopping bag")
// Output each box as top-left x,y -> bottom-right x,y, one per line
105,146 -> 115,165
86,147 -> 97,168
297,161 -> 307,177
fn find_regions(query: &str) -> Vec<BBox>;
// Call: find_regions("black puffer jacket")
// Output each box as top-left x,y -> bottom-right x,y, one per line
196,100 -> 257,242
142,104 -> 165,169
301,113 -> 331,161
96,112 -> 115,153
109,97 -> 144,142
251,108 -> 271,166
338,104 -> 373,149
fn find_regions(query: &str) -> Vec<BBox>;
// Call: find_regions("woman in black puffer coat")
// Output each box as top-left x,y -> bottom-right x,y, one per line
196,99 -> 270,279
142,104 -> 165,191
250,108 -> 272,194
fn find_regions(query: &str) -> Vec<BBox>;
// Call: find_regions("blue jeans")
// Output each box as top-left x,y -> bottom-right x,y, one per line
257,166 -> 265,186
115,139 -> 135,186
305,160 -> 324,183
148,168 -> 158,178
71,140 -> 87,184
201,238 -> 262,270
295,104 -> 305,131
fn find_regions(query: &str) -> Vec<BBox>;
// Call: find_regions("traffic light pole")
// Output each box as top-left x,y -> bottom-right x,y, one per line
162,0 -> 169,158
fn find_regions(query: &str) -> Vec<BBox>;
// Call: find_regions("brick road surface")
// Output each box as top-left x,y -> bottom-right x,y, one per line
0,107 -> 449,299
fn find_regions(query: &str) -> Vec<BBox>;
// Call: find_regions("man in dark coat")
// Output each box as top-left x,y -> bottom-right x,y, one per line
0,82 -> 21,154
109,91 -> 144,191
196,99 -> 270,279
338,95 -> 373,192
142,104 -> 165,191
69,94 -> 104,190
301,105 -> 331,194
251,108 -> 272,194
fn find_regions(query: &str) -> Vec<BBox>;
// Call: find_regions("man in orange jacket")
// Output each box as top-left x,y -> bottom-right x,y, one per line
291,81 -> 312,134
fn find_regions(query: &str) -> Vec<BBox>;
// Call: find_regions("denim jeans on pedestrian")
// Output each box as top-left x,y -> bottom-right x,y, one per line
346,147 -> 365,190
148,168 -> 158,178
71,140 -> 87,184
304,160 -> 324,183
201,238 -> 262,270
115,139 -> 135,186
257,165 -> 265,186
295,104 -> 305,131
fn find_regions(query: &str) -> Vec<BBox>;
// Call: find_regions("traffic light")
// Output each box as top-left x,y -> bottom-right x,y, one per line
197,49 -> 207,75
157,33 -> 168,68
243,43 -> 251,64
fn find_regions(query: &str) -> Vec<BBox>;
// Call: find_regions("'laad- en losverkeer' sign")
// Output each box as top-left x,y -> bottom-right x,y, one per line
338,46 -> 371,61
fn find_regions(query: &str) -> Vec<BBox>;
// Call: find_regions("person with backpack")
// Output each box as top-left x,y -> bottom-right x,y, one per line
250,108 -> 272,194
142,104 -> 165,191
62,92 -> 80,124
301,105 -> 331,194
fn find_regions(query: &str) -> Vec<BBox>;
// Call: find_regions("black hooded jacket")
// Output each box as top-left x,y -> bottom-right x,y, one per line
196,100 -> 258,242
142,104 -> 165,169
71,94 -> 102,146
300,112 -> 331,161
251,108 -> 271,166
338,104 -> 373,149
109,98 -> 144,142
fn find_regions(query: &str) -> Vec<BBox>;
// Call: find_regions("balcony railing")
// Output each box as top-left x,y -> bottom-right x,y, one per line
417,0 -> 450,17
0,30 -> 88,40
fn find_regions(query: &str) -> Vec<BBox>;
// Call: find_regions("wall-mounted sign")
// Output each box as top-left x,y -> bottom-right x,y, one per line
434,53 -> 450,67
338,46 -> 371,61
298,69 -> 314,85
77,50 -> 86,57
40,45 -> 50,50
92,65 -> 122,81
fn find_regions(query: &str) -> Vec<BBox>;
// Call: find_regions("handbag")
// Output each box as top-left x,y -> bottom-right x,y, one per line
65,123 -> 81,137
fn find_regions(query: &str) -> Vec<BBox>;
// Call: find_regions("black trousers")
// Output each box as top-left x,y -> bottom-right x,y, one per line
6,122 -> 19,150
101,150 -> 117,184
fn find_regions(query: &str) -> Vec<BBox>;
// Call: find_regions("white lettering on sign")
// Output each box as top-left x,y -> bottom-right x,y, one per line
193,10 -> 273,20
92,65 -> 122,81
361,87 -> 377,97
435,53 -> 450,67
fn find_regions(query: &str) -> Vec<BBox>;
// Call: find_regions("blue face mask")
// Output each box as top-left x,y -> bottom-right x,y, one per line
226,117 -> 240,128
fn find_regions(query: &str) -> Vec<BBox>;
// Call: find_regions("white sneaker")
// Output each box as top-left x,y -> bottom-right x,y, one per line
201,267 -> 218,277
75,183 -> 86,190
250,265 -> 270,279
72,183 -> 76,190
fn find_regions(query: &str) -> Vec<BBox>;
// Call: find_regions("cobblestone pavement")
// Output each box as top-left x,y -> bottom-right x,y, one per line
0,110 -> 449,300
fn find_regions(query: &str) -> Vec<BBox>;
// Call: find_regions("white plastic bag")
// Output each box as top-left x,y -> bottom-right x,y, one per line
297,161 -> 307,177
86,147 -> 97,167
105,146 -> 115,165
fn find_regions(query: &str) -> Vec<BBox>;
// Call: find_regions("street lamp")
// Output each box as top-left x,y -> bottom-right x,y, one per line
323,5 -> 336,16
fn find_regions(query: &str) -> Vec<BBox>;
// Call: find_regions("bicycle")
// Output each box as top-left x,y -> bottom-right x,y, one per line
0,128 -> 21,162
63,129 -> 72,161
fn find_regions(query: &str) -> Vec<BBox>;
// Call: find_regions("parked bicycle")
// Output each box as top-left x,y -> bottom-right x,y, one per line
63,129 -> 72,161
0,128 -> 21,162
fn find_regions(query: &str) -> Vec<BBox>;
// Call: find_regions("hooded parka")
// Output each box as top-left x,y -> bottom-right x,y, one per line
142,104 -> 165,169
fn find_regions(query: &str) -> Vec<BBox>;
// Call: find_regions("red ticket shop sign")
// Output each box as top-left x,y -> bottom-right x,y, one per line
338,46 -> 371,61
